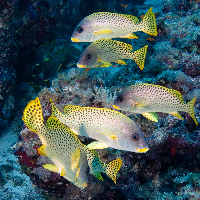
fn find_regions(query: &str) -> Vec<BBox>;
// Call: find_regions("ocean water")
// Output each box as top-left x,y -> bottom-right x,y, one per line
0,0 -> 200,199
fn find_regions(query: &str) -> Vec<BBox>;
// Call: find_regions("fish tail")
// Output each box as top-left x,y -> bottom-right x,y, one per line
132,45 -> 148,70
185,97 -> 198,125
22,97 -> 45,134
139,7 -> 157,36
105,158 -> 122,185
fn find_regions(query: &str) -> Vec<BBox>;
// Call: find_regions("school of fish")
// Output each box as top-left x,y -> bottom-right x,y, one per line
21,6 -> 198,190
22,97 -> 122,188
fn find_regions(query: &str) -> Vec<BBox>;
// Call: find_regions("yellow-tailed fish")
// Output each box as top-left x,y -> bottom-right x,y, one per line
71,7 -> 157,42
22,97 -> 122,188
113,83 -> 198,125
50,99 -> 149,153
77,39 -> 148,70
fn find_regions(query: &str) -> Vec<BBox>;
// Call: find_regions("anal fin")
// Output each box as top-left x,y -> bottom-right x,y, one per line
124,33 -> 138,39
115,60 -> 127,65
142,112 -> 158,122
169,111 -> 184,120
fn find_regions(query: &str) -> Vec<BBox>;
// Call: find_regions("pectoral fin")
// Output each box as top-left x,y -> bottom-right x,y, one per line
115,60 -> 127,65
86,141 -> 108,149
142,112 -> 158,122
71,147 -> 80,170
98,59 -> 112,68
124,33 -> 138,39
169,111 -> 184,120
43,164 -> 59,173
37,144 -> 47,156
93,30 -> 112,35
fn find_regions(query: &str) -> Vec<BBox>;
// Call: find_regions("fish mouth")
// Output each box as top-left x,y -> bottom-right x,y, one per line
136,148 -> 149,153
113,105 -> 120,110
77,64 -> 86,68
71,37 -> 80,42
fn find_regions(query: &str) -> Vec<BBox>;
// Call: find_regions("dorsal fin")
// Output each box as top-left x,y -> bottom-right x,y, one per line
119,41 -> 133,52
22,97 -> 44,134
63,105 -> 81,115
124,14 -> 140,24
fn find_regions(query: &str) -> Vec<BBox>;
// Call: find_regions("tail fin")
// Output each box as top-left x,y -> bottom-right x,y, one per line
132,45 -> 148,70
139,7 -> 157,36
22,97 -> 45,134
85,149 -> 122,184
106,158 -> 122,185
185,97 -> 198,125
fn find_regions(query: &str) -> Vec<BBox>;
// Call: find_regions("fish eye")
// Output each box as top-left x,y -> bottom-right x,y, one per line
132,133 -> 140,141
85,54 -> 91,60
117,94 -> 123,102
77,27 -> 83,33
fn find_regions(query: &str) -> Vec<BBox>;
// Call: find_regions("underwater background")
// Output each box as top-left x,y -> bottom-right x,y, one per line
0,0 -> 200,199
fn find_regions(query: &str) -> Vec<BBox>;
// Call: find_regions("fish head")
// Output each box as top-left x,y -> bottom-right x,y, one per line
71,18 -> 95,42
77,44 -> 99,68
117,122 -> 149,153
113,90 -> 135,111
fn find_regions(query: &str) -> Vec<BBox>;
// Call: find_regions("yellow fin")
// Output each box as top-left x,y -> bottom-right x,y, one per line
169,89 -> 184,103
22,97 -> 44,134
93,172 -> 104,181
63,105 -> 80,115
132,45 -> 148,70
115,60 -> 127,65
124,33 -> 138,39
71,147 -> 80,170
169,111 -> 184,120
106,158 -> 122,185
185,97 -> 198,125
86,141 -> 108,149
124,14 -> 140,24
93,30 -> 112,35
119,41 -> 133,51
60,167 -> 66,176
98,59 -> 112,67
139,7 -> 157,36
142,112 -> 158,122
43,164 -> 59,173
37,144 -> 47,156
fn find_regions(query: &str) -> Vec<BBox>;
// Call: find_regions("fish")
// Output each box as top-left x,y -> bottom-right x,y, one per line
22,97 -> 122,188
113,83 -> 198,125
77,39 -> 148,70
71,7 -> 157,42
50,99 -> 149,153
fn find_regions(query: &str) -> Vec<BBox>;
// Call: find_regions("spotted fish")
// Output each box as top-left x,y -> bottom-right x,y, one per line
77,39 -> 148,70
22,97 -> 122,188
50,99 -> 149,153
113,83 -> 198,125
71,7 -> 157,42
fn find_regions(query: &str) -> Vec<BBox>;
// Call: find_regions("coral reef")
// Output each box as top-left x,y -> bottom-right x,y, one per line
1,0 -> 200,199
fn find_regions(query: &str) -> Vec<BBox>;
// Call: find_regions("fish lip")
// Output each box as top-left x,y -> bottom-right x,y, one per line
77,64 -> 86,68
136,148 -> 149,153
113,105 -> 120,110
71,37 -> 80,42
